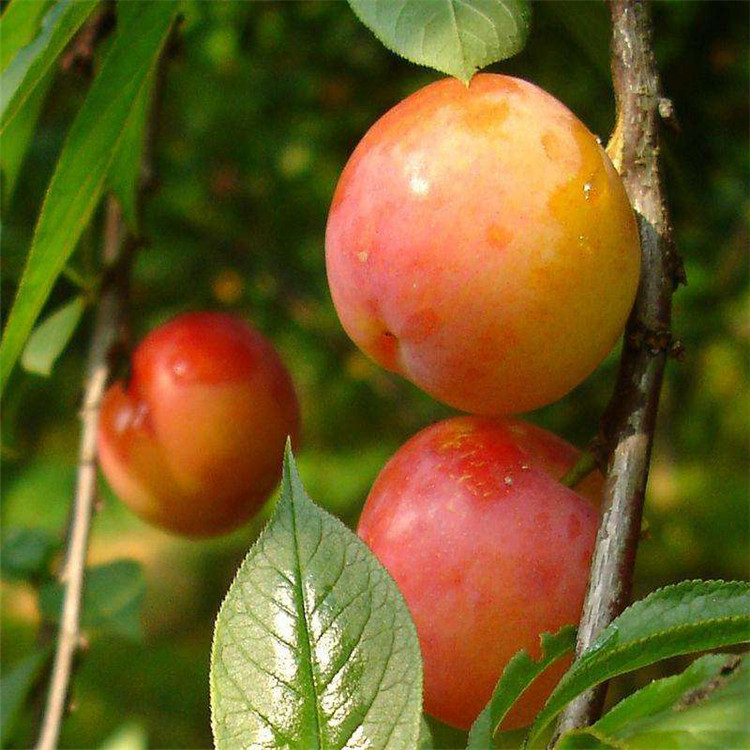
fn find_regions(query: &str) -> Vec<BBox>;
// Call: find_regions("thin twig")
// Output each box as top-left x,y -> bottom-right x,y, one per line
552,0 -> 682,739
35,198 -> 127,750
35,23 -> 175,747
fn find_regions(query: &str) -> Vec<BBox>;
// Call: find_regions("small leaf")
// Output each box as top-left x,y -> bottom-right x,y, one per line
556,654 -> 750,750
39,560 -> 145,640
21,295 -> 86,377
593,653 -> 733,737
490,627 -> 576,737
418,717 -> 434,749
0,526 -> 59,583
0,648 -> 51,746
347,0 -> 531,84
0,0 -> 98,131
210,446 -> 423,750
0,1 -> 177,395
525,580 -> 750,747
99,721 -> 148,750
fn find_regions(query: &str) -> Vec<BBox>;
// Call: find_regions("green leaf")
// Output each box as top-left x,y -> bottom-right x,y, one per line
210,445 -> 423,750
0,526 -> 59,583
490,627 -> 577,737
525,580 -> 750,747
419,717 -> 434,749
0,0 -> 56,72
556,654 -> 750,750
1,69 -> 53,200
0,0 -> 97,131
106,0 -> 161,231
0,0 -> 57,199
346,0 -> 531,84
21,295 -> 86,377
39,560 -> 145,640
0,648 -> 51,746
99,721 -> 148,750
0,1 -> 177,395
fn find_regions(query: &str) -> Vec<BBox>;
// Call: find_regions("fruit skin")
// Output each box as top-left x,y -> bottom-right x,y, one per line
357,416 -> 601,730
326,74 -> 640,415
98,312 -> 300,537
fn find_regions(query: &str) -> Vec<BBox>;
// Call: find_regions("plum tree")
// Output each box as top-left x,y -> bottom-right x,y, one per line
97,312 -> 300,537
326,74 -> 640,414
357,416 -> 602,730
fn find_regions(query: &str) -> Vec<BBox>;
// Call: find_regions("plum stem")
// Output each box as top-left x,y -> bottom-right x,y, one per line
560,451 -> 598,490
552,0 -> 682,741
34,24 -> 178,750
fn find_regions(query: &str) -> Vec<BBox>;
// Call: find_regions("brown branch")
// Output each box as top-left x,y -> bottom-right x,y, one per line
553,0 -> 682,739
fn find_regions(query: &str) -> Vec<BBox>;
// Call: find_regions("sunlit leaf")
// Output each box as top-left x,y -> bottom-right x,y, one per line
347,0 -> 531,84
210,446 -> 423,750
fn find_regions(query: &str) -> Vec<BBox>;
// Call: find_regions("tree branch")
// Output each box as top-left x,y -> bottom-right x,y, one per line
35,197 -> 127,750
553,0 -> 682,738
34,26 -> 175,748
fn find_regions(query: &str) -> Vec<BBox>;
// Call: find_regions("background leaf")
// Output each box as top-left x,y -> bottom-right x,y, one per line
0,0 -> 97,131
525,580 -> 750,746
346,0 -> 531,84
0,526 -> 59,583
39,560 -> 145,640
0,648 -> 51,746
556,654 -> 750,750
0,1 -> 177,395
21,295 -> 86,377
210,447 -> 422,750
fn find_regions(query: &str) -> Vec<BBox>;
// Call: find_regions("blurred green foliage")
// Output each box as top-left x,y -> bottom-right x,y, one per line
1,2 -> 747,748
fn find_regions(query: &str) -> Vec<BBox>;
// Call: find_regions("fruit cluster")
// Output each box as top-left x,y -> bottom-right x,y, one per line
327,74 -> 640,729
98,73 -> 639,731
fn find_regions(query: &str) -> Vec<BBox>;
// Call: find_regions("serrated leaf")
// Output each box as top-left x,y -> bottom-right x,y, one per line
0,0 -> 97,131
21,295 -> 86,377
210,446 -> 422,750
39,560 -> 145,640
0,526 -> 59,583
0,1 -> 177,395
489,627 -> 576,738
525,580 -> 750,747
556,654 -> 750,750
347,0 -> 531,84
0,648 -> 51,746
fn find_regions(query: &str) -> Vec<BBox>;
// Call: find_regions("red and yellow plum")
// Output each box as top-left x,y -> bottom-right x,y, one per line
326,74 -> 640,414
357,416 -> 601,729
98,312 -> 300,537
